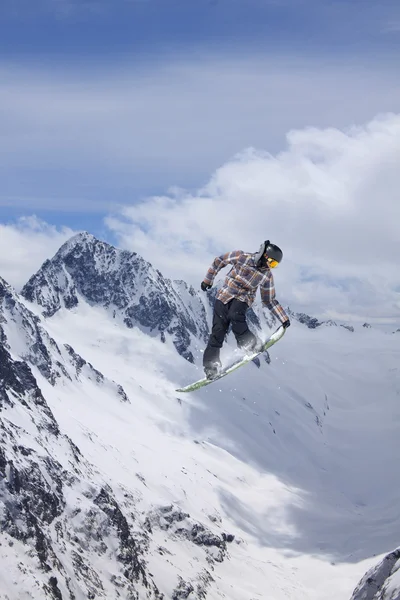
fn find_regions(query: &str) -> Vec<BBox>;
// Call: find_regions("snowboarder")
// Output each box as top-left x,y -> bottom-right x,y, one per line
200,241 -> 290,379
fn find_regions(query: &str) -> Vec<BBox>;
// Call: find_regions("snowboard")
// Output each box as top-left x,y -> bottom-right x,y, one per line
176,325 -> 286,393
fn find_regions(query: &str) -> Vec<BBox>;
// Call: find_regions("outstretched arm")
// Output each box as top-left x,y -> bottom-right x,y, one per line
260,273 -> 289,325
203,250 -> 242,287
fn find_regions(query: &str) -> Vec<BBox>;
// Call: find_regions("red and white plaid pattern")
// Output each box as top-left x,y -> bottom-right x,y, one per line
204,250 -> 288,324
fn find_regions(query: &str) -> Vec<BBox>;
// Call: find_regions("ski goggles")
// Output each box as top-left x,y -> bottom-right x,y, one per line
267,257 -> 279,269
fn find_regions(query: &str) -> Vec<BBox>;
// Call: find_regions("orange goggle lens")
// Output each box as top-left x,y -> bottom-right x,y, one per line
267,258 -> 279,268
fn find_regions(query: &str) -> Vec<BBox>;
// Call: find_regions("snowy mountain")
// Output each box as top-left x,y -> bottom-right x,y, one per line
20,232 -> 369,360
0,276 -> 162,598
0,275 -> 240,599
286,308 -> 356,332
1,233 -> 400,599
21,232 -> 210,363
351,547 -> 400,600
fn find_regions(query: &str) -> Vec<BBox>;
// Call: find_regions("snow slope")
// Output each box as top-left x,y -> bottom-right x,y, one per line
43,294 -> 400,599
351,547 -> 400,600
1,234 -> 399,599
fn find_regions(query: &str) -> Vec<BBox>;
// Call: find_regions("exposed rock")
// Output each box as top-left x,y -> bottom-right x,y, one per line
350,547 -> 400,600
1,273 -> 233,599
146,504 -> 233,566
287,307 -> 357,332
0,312 -> 163,599
21,233 -> 209,363
287,308 -> 323,329
0,277 -> 130,403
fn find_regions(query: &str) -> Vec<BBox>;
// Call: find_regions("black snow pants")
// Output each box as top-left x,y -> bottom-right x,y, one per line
203,298 -> 257,368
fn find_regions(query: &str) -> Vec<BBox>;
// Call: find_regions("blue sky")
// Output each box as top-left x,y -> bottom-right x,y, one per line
1,0 -> 400,324
1,0 -> 400,236
2,0 -> 400,55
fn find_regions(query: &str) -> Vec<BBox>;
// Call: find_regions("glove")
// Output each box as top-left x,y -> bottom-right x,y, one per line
201,281 -> 212,292
282,319 -> 291,329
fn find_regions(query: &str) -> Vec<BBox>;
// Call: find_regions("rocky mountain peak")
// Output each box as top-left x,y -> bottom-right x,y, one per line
0,296 -> 164,599
21,233 -> 209,363
286,307 -> 357,332
351,547 -> 400,600
0,273 -> 239,599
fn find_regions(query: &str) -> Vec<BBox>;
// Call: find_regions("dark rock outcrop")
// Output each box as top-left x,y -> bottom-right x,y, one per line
22,232 -> 209,363
350,547 -> 400,600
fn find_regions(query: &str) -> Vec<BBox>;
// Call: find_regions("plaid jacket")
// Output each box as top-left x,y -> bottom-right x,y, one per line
204,250 -> 288,324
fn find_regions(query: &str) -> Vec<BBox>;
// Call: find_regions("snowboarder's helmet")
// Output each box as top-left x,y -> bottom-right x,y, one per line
255,240 -> 283,268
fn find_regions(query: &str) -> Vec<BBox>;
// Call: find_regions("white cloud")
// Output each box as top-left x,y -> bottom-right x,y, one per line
1,54 -> 400,196
0,217 -> 75,290
1,53 -> 400,325
106,113 -> 400,325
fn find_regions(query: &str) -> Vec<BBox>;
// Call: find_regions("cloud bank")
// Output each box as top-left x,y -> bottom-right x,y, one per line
106,113 -> 400,325
0,217 -> 74,290
1,51 -> 399,325
1,55 -> 400,199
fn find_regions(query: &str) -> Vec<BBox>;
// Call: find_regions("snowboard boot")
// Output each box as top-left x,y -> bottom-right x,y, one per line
252,337 -> 265,353
204,360 -> 222,380
241,335 -> 264,355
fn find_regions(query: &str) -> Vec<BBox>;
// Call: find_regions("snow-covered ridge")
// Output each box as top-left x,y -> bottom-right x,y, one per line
21,233 -> 398,370
0,275 -> 239,599
0,276 -> 128,400
287,308 -> 376,333
351,547 -> 400,600
0,277 -> 159,598
21,232 -> 210,363
0,345 -> 166,599
1,234 -> 399,599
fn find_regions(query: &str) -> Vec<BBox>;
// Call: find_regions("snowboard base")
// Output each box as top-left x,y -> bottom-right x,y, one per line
176,325 -> 286,393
